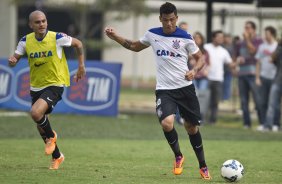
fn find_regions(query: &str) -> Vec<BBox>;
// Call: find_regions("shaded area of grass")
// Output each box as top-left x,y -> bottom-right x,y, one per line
1,113 -> 281,141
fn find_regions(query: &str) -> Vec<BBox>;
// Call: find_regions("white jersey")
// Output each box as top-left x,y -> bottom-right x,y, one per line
140,27 -> 199,90
15,31 -> 72,59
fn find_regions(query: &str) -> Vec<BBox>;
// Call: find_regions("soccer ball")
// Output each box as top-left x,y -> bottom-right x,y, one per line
221,159 -> 244,182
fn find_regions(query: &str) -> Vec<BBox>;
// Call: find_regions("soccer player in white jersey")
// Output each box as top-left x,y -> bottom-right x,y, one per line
8,10 -> 85,170
105,2 -> 211,180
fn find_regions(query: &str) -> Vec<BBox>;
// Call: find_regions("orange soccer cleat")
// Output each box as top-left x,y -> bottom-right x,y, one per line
200,166 -> 212,180
49,153 -> 65,170
173,155 -> 185,175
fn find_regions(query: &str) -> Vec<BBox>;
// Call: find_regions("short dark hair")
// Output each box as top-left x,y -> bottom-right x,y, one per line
265,26 -> 277,38
212,30 -> 223,38
160,2 -> 177,16
246,21 -> 256,30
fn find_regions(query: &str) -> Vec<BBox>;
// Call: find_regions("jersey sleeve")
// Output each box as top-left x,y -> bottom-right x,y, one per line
56,32 -> 72,47
139,31 -> 151,46
186,40 -> 199,55
15,36 -> 26,55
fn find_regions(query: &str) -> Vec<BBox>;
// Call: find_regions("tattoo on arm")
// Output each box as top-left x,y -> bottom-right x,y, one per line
123,39 -> 133,49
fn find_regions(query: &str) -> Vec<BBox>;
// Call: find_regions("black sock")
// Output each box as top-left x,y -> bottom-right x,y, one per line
36,115 -> 54,138
163,127 -> 182,157
52,145 -> 61,159
189,130 -> 207,168
37,124 -> 47,141
37,125 -> 60,159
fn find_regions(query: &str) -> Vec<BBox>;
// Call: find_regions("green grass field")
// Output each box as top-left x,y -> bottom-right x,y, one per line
1,112 -> 282,184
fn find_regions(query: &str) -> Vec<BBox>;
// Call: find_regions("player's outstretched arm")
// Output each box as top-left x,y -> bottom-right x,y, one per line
104,27 -> 148,52
71,38 -> 86,82
8,54 -> 21,67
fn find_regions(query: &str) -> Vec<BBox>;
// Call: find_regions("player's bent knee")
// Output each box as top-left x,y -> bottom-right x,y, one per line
184,123 -> 198,135
30,108 -> 44,122
161,116 -> 174,131
162,123 -> 173,132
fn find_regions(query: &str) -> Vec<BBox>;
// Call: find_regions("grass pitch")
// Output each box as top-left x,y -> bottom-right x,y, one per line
1,113 -> 282,184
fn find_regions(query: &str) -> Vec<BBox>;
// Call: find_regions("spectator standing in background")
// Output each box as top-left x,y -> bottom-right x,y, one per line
204,30 -> 233,124
235,21 -> 263,129
177,23 -> 210,89
188,32 -> 210,122
222,34 -> 235,100
255,26 -> 278,131
190,32 -> 210,90
178,21 -> 188,32
264,40 -> 282,132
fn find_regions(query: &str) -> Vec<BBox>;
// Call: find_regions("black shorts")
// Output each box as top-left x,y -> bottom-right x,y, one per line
30,86 -> 64,114
155,84 -> 201,125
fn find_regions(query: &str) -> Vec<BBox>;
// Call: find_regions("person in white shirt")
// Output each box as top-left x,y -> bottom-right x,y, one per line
255,26 -> 278,131
204,30 -> 233,124
104,2 -> 211,180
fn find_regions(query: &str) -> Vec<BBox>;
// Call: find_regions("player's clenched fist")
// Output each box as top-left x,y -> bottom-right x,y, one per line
185,69 -> 196,81
8,56 -> 18,67
74,66 -> 86,82
104,27 -> 117,40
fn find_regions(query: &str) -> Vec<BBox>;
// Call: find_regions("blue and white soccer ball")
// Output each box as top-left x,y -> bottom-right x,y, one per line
221,159 -> 244,182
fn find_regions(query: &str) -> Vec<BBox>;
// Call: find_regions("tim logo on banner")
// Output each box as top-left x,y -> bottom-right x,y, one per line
63,67 -> 119,115
62,61 -> 122,116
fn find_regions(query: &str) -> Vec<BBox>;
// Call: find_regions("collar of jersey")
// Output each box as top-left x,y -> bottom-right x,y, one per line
35,30 -> 48,41
148,27 -> 192,40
